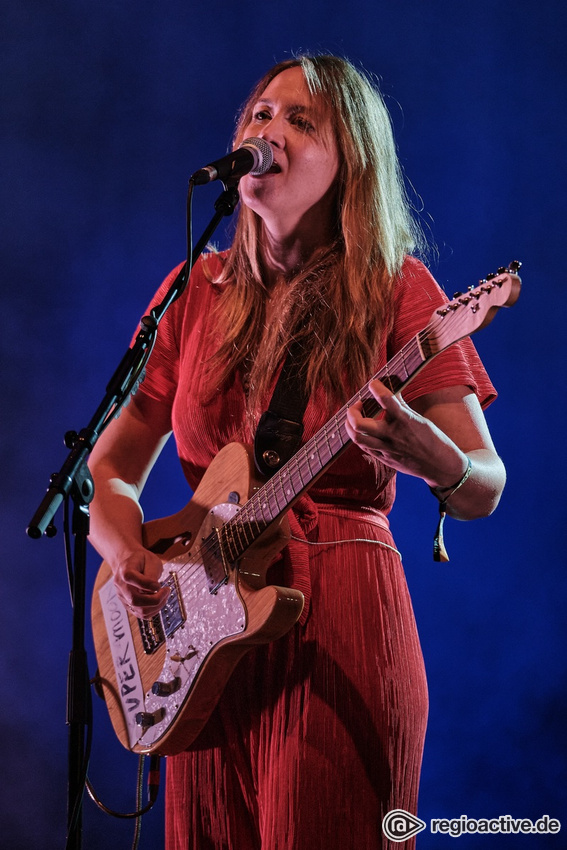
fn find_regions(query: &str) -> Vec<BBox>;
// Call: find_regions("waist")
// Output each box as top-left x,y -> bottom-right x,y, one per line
311,499 -> 391,533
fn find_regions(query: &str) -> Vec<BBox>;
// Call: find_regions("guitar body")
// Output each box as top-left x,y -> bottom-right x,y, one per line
91,442 -> 304,755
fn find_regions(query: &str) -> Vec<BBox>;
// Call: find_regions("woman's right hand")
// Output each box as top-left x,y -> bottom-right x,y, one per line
111,547 -> 171,618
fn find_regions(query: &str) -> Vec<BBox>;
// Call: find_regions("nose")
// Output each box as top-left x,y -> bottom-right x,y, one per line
256,116 -> 285,149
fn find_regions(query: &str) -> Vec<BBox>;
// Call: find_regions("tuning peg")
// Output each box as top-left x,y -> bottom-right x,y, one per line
486,272 -> 497,280
509,259 -> 522,272
453,291 -> 463,298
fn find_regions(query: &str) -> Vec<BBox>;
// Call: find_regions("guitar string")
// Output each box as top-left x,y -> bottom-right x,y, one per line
164,310 -> 442,604
216,285 -> 480,550
161,293 -> 480,605
162,282 -> 502,606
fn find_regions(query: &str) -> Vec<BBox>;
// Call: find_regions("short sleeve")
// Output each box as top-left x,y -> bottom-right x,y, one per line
388,257 -> 497,409
133,254 -> 224,411
132,263 -> 185,409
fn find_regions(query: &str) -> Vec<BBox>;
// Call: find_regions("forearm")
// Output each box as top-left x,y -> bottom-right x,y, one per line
88,465 -> 169,615
88,468 -> 147,568
86,396 -> 173,615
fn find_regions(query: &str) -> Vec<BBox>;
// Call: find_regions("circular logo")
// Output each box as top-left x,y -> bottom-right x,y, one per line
382,809 -> 427,842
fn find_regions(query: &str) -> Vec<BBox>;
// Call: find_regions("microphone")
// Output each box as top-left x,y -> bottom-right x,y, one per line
190,137 -> 273,185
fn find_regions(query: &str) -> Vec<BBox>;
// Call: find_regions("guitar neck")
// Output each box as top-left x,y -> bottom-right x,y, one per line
220,332 -> 425,563
219,264 -> 521,563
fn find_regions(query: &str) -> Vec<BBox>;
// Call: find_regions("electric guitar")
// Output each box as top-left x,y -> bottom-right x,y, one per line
91,262 -> 521,755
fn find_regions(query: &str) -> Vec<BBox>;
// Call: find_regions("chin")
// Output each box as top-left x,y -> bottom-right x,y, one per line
240,185 -> 277,218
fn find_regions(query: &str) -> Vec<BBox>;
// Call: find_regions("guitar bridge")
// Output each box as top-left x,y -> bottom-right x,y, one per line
138,572 -> 186,655
138,614 -> 164,655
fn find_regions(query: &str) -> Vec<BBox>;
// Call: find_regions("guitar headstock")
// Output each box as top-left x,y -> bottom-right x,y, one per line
425,261 -> 522,353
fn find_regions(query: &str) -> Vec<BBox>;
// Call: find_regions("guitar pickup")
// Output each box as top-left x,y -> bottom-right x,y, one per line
201,529 -> 231,594
161,572 -> 186,638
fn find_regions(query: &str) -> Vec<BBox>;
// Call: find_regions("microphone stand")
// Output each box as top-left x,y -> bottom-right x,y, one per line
27,180 -> 240,850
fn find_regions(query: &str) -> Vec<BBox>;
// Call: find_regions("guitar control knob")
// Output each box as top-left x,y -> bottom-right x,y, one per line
151,677 -> 181,697
135,708 -> 165,728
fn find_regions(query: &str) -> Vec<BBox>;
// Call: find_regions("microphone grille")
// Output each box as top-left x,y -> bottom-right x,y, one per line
241,137 -> 274,176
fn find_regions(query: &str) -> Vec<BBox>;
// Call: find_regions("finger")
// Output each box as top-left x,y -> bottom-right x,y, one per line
122,567 -> 163,593
120,582 -> 170,616
345,405 -> 377,439
345,413 -> 387,449
114,551 -> 170,615
133,587 -> 170,613
120,550 -> 164,587
368,380 -> 409,421
345,403 -> 364,431
368,378 -> 394,400
347,394 -> 385,426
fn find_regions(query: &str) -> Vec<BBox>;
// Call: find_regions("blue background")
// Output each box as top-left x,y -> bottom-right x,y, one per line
2,1 -> 566,847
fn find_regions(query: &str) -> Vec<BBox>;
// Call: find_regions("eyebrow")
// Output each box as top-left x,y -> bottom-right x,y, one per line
253,99 -> 315,116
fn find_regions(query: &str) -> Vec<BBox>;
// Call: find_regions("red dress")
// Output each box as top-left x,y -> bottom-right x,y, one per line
136,254 -> 495,849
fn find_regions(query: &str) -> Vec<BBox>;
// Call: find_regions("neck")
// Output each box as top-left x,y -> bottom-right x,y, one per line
259,217 -> 336,288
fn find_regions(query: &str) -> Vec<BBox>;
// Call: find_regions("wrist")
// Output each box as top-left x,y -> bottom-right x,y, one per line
107,539 -> 148,572
426,448 -> 470,492
429,456 -> 473,504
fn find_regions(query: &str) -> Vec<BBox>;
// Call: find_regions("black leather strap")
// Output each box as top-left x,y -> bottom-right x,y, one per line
253,338 -> 309,478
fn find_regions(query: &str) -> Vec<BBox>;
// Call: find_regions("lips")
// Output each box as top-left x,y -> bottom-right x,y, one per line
249,160 -> 281,178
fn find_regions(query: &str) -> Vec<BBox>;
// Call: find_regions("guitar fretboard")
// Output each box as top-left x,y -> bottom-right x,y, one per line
216,269 -> 519,565
219,331 -> 426,563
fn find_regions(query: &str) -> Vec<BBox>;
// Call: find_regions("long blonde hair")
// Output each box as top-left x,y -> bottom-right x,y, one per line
206,55 -> 426,423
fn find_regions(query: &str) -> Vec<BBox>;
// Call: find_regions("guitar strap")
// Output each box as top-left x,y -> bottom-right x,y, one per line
253,337 -> 309,479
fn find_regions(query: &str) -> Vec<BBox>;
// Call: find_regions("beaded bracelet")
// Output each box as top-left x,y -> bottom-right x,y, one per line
430,457 -> 473,562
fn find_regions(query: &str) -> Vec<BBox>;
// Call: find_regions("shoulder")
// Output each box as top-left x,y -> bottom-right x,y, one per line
146,250 -> 231,320
390,257 -> 497,409
395,255 -> 446,300
154,249 -> 230,296
197,249 -> 230,283
390,256 -> 448,339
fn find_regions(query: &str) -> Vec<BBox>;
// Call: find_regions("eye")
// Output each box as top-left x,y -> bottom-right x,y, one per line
291,114 -> 314,133
253,109 -> 271,121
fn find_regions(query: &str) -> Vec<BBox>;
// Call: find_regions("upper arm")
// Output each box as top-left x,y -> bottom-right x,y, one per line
88,392 -> 172,496
410,385 -> 498,455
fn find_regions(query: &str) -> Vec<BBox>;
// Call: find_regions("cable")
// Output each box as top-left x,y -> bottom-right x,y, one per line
85,754 -> 161,820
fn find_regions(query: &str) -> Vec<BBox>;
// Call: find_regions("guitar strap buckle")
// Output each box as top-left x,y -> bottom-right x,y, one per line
253,337 -> 309,479
254,410 -> 304,478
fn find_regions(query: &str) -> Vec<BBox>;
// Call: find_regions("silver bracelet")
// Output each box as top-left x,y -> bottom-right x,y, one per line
429,457 -> 473,504
430,457 -> 473,562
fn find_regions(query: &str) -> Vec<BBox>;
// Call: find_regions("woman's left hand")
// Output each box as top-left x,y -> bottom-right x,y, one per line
345,379 -> 467,485
345,379 -> 506,519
